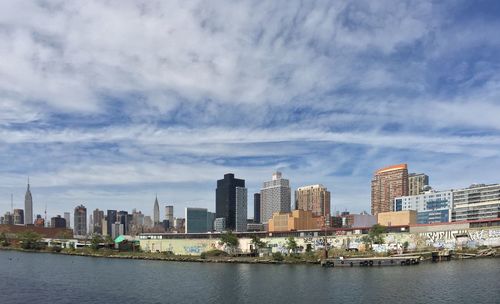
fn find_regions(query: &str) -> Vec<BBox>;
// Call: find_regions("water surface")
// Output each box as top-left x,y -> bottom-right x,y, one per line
0,251 -> 498,303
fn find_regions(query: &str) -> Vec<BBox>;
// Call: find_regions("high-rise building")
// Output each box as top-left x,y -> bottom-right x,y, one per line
117,211 -> 129,235
64,212 -> 71,228
165,205 -> 174,226
143,216 -> 153,228
452,184 -> 500,222
394,189 -> 452,224
153,196 -> 160,225
74,205 -> 87,236
185,208 -> 208,233
13,209 -> 24,225
3,212 -> 13,225
215,173 -> 246,231
51,215 -> 66,228
371,164 -> 409,216
260,172 -> 291,223
408,173 -> 429,196
207,212 -> 216,232
106,210 -> 117,236
24,179 -> 33,225
92,209 -> 105,234
111,222 -> 124,240
235,187 -> 247,232
253,193 -> 261,223
295,184 -> 331,217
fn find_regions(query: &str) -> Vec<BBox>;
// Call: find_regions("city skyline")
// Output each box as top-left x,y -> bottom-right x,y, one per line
1,1 -> 499,218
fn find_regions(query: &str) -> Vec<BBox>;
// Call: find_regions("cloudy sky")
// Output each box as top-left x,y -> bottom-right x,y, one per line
0,1 -> 499,220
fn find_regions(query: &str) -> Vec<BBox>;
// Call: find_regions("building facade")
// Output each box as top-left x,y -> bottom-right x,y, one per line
377,210 -> 417,226
408,173 -> 429,196
13,209 -> 24,225
214,217 -> 226,232
51,215 -> 66,228
117,211 -> 129,235
295,184 -> 331,217
452,184 -> 500,222
260,172 -> 291,223
92,209 -> 104,234
235,187 -> 248,232
394,190 -> 452,224
165,205 -> 174,226
254,193 -> 261,223
24,180 -> 33,225
74,205 -> 87,236
64,212 -> 70,228
106,210 -> 117,236
216,173 -> 246,231
371,164 -> 409,216
185,208 -> 208,233
268,210 -> 319,232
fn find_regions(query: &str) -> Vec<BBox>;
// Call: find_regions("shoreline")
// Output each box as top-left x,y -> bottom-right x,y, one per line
1,246 -> 497,265
0,247 -> 320,265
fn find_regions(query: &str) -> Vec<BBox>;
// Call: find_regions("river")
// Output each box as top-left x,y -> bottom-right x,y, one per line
0,250 -> 498,303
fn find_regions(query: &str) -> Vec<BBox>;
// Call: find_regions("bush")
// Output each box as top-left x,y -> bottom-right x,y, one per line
272,252 -> 284,261
201,249 -> 228,259
51,246 -> 62,253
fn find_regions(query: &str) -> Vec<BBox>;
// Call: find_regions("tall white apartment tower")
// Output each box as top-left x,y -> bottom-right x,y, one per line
260,172 -> 291,223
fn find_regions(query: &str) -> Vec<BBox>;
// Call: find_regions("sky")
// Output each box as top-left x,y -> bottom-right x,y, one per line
0,0 -> 499,220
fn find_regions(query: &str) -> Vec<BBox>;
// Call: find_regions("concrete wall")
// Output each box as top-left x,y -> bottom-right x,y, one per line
139,227 -> 500,255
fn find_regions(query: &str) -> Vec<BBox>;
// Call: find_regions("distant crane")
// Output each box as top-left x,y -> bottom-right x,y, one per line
44,203 -> 47,227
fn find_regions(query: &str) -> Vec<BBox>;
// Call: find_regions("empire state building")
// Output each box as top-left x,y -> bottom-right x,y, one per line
24,179 -> 33,225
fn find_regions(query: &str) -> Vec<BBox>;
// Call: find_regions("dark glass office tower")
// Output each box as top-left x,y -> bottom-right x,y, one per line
106,210 -> 117,236
216,173 -> 245,230
254,193 -> 261,223
117,211 -> 129,235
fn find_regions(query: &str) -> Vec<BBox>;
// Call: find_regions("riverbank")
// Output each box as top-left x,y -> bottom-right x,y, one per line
1,246 -> 497,265
0,246 -> 321,264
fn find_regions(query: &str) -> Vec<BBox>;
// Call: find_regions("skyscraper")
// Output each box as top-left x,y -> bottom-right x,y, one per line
64,212 -> 71,228
93,209 -> 105,234
260,172 -> 291,223
408,173 -> 429,196
165,205 -> 174,226
371,164 -> 409,216
74,204 -> 87,236
117,211 -> 129,235
24,179 -> 33,225
215,173 -> 245,231
185,207 -> 208,233
106,210 -> 117,236
254,193 -> 261,223
295,184 -> 331,217
235,187 -> 247,232
153,196 -> 160,225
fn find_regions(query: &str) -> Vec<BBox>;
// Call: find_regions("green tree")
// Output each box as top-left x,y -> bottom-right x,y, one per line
219,231 -> 239,254
17,231 -> 42,250
90,234 -> 103,251
285,237 -> 298,254
368,224 -> 386,244
250,235 -> 266,253
104,235 -> 114,249
0,232 -> 10,247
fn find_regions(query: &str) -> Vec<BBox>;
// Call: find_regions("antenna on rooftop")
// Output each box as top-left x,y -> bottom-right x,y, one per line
44,203 -> 47,227
11,193 -> 13,212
